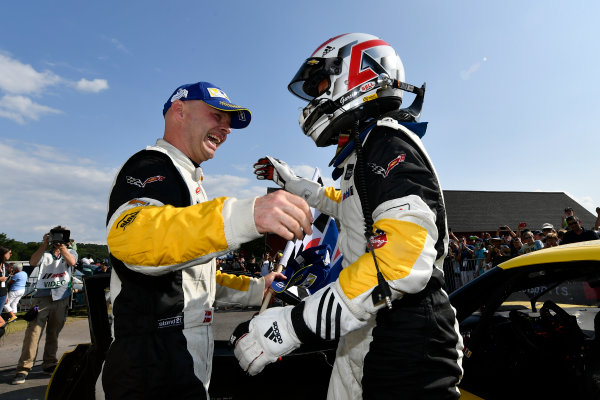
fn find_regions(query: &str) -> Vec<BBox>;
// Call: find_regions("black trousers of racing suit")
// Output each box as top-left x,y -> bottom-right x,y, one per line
362,277 -> 462,399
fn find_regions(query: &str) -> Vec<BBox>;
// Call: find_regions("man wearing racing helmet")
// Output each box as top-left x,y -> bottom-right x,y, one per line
231,34 -> 463,399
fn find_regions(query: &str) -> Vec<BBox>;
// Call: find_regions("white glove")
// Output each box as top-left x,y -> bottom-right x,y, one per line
253,156 -> 296,189
253,156 -> 322,205
230,306 -> 301,375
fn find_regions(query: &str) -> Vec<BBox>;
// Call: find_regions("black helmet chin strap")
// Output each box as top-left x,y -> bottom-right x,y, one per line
351,117 -> 393,310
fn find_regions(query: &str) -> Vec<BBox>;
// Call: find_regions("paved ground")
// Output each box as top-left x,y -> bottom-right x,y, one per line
0,309 -> 253,399
0,318 -> 91,400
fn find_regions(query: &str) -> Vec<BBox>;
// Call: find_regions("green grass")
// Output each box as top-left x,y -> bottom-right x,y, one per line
2,307 -> 89,335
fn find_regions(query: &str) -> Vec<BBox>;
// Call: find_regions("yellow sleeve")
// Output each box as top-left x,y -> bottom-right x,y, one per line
108,199 -> 228,267
339,219 -> 428,300
215,270 -> 265,307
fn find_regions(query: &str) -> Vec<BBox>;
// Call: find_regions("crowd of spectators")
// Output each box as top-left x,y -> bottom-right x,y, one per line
77,255 -> 110,275
215,251 -> 283,277
445,206 -> 600,292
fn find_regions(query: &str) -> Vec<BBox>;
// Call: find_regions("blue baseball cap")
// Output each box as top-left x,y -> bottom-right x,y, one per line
162,81 -> 252,129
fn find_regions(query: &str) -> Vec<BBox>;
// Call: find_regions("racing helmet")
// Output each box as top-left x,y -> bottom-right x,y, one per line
289,33 -> 419,147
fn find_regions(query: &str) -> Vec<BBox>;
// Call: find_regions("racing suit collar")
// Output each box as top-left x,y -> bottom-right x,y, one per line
330,121 -> 428,180
153,138 -> 204,182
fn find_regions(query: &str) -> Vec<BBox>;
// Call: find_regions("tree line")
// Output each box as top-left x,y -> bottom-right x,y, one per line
0,233 -> 270,266
0,233 -> 110,265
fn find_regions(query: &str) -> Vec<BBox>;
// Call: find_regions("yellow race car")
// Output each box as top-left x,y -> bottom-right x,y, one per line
47,240 -> 600,399
453,240 -> 600,399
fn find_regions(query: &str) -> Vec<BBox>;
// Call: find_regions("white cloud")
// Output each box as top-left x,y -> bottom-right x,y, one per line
0,53 -> 62,93
0,52 -> 109,123
75,78 -> 109,93
0,95 -> 62,124
203,174 -> 266,199
0,140 -> 340,244
293,164 -> 336,188
0,140 -> 116,244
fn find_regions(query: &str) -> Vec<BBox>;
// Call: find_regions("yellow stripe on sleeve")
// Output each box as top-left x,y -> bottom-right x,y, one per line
108,198 -> 229,267
216,270 -> 251,292
338,219 -> 428,299
323,186 -> 342,203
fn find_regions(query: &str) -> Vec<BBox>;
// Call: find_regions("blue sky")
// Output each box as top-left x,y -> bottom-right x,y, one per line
1,1 -> 599,244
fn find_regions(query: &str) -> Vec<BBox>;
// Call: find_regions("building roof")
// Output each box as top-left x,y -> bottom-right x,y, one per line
443,191 -> 597,233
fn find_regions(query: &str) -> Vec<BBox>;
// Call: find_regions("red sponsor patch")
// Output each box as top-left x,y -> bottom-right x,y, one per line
370,232 -> 387,249
203,310 -> 212,323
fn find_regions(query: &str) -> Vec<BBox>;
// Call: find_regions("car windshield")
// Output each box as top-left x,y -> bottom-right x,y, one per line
504,276 -> 600,308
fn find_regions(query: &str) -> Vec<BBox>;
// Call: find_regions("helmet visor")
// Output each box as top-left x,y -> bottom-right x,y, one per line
288,57 -> 343,101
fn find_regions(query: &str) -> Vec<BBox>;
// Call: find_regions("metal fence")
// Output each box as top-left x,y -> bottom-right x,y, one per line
443,257 -> 488,293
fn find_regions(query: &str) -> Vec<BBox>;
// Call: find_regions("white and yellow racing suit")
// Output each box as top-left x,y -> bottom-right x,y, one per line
277,118 -> 464,399
97,139 -> 264,399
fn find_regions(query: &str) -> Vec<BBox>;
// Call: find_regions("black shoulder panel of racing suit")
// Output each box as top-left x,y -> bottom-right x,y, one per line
107,149 -> 189,225
107,149 -> 191,335
362,125 -> 447,263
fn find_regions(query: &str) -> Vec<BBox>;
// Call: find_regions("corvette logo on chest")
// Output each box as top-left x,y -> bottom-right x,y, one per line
369,153 -> 406,178
126,175 -> 165,188
385,154 -> 406,176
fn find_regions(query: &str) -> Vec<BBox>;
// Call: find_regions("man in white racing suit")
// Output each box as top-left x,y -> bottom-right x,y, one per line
231,34 -> 463,399
97,81 -> 313,399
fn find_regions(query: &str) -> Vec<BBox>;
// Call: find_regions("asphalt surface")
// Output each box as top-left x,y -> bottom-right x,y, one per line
0,309 -> 254,399
0,318 -> 91,400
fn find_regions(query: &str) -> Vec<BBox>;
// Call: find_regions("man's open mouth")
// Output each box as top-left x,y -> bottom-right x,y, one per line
208,133 -> 223,145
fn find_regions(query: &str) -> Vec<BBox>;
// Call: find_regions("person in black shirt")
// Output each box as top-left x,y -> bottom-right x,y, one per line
562,216 -> 599,244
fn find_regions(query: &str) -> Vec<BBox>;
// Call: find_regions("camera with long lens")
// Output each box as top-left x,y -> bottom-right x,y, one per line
49,228 -> 70,245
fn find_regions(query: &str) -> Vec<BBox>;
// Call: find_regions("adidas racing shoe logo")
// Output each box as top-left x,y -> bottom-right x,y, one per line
264,321 -> 283,344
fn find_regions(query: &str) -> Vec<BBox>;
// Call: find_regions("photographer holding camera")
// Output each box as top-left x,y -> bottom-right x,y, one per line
11,226 -> 77,385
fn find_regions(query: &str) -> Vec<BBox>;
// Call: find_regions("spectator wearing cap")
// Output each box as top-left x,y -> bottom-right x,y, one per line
540,223 -> 556,245
561,216 -> 600,244
541,223 -> 555,236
